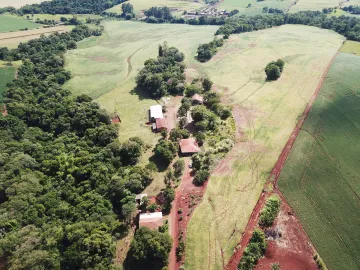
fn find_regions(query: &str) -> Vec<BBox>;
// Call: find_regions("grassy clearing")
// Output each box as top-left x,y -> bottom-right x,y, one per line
0,26 -> 72,49
278,52 -> 360,270
0,0 -> 43,8
340,40 -> 360,55
219,0 -> 294,16
64,21 -> 218,195
0,14 -> 40,33
289,0 -> 339,12
107,0 -> 205,15
21,14 -> 102,22
0,65 -> 16,104
185,25 -> 344,270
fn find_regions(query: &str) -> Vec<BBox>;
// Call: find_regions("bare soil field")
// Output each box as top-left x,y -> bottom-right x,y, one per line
184,25 -> 344,270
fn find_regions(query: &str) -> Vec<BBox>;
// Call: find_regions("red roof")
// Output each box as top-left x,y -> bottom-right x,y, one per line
156,118 -> 168,130
179,138 -> 201,154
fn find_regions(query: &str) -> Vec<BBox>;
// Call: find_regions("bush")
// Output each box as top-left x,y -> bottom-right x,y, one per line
258,195 -> 281,227
153,140 -> 177,165
265,59 -> 284,80
147,203 -> 158,212
193,169 -> 210,186
173,160 -> 185,177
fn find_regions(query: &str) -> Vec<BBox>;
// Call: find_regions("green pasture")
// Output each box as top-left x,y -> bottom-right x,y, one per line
0,65 -> 16,104
107,0 -> 205,15
278,52 -> 360,270
340,40 -> 360,55
289,0 -> 339,12
22,14 -> 102,22
219,0 -> 294,15
184,25 -> 344,270
0,14 -> 40,33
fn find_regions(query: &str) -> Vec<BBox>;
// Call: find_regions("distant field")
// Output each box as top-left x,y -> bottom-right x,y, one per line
290,0 -> 339,12
184,25 -> 344,270
340,40 -> 360,55
21,14 -> 102,22
0,65 -> 16,104
278,52 -> 360,270
0,26 -> 72,49
219,0 -> 294,15
0,14 -> 40,33
107,0 -> 205,14
0,0 -> 43,8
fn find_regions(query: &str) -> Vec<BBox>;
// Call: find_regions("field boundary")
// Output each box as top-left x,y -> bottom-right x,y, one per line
224,51 -> 340,270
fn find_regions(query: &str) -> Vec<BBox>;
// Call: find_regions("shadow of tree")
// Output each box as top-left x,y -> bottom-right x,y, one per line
149,154 -> 169,173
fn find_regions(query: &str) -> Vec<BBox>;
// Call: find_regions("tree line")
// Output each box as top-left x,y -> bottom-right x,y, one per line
0,25 -> 155,269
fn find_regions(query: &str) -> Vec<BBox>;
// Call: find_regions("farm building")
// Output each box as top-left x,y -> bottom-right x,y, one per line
135,193 -> 147,204
179,138 -> 201,155
191,94 -> 204,104
155,118 -> 168,132
139,212 -> 163,229
150,105 -> 163,121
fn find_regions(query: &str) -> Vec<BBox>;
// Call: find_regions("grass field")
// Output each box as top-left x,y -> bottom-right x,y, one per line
0,26 -> 72,49
289,0 -> 340,12
219,0 -> 294,16
278,52 -> 360,270
64,21 -> 218,195
0,0 -> 43,8
340,40 -> 360,55
21,14 -> 102,22
107,0 -> 205,15
184,25 -> 344,270
0,65 -> 16,104
0,14 -> 40,33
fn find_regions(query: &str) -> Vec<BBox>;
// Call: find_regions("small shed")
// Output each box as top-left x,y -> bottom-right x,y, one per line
192,94 -> 204,104
135,194 -> 147,204
179,138 -> 201,155
139,212 -> 163,229
150,105 -> 163,121
155,118 -> 168,132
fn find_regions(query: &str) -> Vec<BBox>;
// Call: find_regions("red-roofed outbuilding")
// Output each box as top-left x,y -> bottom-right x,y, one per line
179,138 -> 201,155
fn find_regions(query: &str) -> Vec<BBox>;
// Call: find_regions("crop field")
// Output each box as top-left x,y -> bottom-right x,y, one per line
0,65 -> 16,104
278,52 -> 360,270
340,40 -> 360,55
184,25 -> 344,270
21,14 -> 102,22
219,0 -> 294,16
289,0 -> 340,12
0,14 -> 40,33
0,26 -> 72,49
0,0 -> 43,8
107,0 -> 205,15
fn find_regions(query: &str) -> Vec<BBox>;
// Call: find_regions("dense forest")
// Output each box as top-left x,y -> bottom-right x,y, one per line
18,0 -> 126,14
0,25 -> 154,269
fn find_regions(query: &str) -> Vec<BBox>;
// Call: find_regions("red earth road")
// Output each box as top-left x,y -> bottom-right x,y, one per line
225,52 -> 339,270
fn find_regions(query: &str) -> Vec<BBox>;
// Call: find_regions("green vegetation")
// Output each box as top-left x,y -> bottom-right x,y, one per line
237,229 -> 267,270
0,14 -> 39,33
136,42 -> 185,98
125,227 -> 172,270
258,195 -> 281,227
196,38 -> 224,62
0,65 -> 16,103
265,59 -> 285,81
278,53 -> 360,270
219,0 -> 292,16
153,139 -> 177,165
185,25 -> 344,270
0,25 -> 156,269
340,40 -> 360,55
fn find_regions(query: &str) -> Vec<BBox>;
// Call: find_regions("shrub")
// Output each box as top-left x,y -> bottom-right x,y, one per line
173,159 -> 185,177
258,195 -> 281,227
265,59 -> 285,80
193,169 -> 210,186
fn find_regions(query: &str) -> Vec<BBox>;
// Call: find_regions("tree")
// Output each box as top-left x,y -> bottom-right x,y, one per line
127,227 -> 172,269
173,159 -> 185,178
121,3 -> 134,15
153,140 -> 177,164
202,77 -> 213,91
162,186 -> 175,212
265,63 -> 281,80
169,128 -> 189,142
193,169 -> 210,186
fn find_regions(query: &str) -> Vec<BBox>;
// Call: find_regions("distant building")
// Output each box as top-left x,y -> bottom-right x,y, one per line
150,105 -> 163,121
155,118 -> 168,132
191,94 -> 204,104
139,212 -> 163,229
179,138 -> 201,155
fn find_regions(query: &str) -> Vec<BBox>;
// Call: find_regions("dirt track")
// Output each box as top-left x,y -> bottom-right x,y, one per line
225,52 -> 339,270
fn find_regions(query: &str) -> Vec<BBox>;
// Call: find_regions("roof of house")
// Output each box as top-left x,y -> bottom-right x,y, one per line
156,118 -> 168,130
150,105 -> 163,119
179,138 -> 201,154
139,212 -> 163,229
192,94 -> 204,103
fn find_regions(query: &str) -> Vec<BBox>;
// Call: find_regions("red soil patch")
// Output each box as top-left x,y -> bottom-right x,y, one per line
225,52 -> 339,270
1,105 -> 8,117
111,115 -> 121,123
249,43 -> 257,48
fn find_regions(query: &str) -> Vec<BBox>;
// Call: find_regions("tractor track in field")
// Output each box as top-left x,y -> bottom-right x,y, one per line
225,51 -> 339,270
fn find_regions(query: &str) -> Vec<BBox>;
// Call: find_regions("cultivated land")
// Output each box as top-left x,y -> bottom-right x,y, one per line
21,14 -> 102,22
0,0 -> 43,8
289,0 -> 339,12
107,0 -> 205,15
0,64 -> 16,104
0,26 -> 72,48
184,25 -> 344,270
64,21 -> 217,194
340,40 -> 360,55
278,52 -> 360,270
0,14 -> 40,33
219,0 -> 294,16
